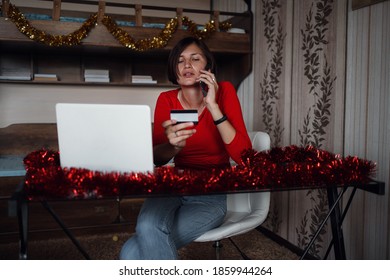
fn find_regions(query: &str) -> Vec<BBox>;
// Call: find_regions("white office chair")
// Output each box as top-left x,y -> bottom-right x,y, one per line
194,131 -> 271,259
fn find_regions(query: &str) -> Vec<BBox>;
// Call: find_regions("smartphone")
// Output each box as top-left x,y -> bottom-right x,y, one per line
200,62 -> 212,97
170,109 -> 198,124
200,81 -> 208,97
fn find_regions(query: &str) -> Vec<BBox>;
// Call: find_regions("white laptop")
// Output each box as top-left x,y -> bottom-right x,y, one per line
56,103 -> 154,174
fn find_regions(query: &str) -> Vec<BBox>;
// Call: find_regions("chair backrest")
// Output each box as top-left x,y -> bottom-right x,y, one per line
250,131 -> 271,152
227,131 -> 271,213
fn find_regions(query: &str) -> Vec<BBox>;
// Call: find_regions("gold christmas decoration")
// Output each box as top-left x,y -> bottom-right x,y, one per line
101,15 -> 178,51
6,3 -> 232,51
101,15 -> 231,51
181,17 -> 232,39
7,4 -> 97,47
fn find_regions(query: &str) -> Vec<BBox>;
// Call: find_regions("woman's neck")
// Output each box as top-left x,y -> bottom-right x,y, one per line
178,87 -> 204,110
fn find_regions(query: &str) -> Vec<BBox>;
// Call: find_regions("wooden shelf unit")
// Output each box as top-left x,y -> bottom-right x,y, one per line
0,1 -> 253,89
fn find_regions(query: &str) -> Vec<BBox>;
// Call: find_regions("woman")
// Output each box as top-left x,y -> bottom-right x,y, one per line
120,37 -> 252,259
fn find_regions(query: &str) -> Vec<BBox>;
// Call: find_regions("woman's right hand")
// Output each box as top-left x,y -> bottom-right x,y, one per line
162,119 -> 196,149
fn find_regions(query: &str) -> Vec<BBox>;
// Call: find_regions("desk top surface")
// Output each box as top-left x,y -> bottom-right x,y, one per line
0,155 -> 26,177
1,124 -> 385,202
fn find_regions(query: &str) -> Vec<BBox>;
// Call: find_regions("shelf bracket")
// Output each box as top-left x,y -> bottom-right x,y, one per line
176,8 -> 183,29
135,4 -> 142,27
2,0 -> 9,17
52,0 -> 61,21
97,0 -> 106,24
213,10 -> 220,31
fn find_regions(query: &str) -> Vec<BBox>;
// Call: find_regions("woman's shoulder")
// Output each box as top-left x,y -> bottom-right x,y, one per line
218,81 -> 237,99
218,81 -> 235,90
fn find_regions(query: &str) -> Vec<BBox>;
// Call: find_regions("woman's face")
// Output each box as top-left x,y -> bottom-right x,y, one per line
176,43 -> 207,86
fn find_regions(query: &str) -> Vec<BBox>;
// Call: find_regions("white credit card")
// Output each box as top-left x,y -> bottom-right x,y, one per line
170,109 -> 198,124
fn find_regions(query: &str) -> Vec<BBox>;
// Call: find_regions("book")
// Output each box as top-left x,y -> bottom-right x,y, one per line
131,75 -> 153,80
131,79 -> 157,84
84,69 -> 109,83
84,69 -> 109,77
33,73 -> 58,81
0,75 -> 31,81
131,75 -> 157,84
84,77 -> 110,83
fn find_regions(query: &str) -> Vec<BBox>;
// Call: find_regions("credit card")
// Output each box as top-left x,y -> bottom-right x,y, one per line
170,109 -> 198,124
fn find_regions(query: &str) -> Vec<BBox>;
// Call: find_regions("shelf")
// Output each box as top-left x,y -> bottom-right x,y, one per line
0,79 -> 175,87
0,47 -> 252,88
0,7 -> 252,89
0,18 -> 251,54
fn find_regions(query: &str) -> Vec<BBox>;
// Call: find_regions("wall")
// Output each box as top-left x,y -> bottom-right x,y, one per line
343,0 -> 390,259
0,84 -> 169,128
253,0 -> 347,258
252,0 -> 389,259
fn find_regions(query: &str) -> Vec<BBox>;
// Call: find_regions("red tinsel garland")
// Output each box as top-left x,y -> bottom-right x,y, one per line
23,146 -> 376,200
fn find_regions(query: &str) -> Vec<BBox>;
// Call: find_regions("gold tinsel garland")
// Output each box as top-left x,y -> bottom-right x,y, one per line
6,4 -> 232,51
183,16 -> 233,39
101,15 -> 178,51
7,4 -> 98,47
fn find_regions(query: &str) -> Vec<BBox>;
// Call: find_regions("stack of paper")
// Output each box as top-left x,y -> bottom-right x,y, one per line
0,69 -> 31,81
84,69 -> 110,83
33,73 -> 58,82
131,75 -> 157,84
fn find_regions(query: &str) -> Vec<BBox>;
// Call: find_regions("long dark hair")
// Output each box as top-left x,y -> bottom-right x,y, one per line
167,37 -> 217,85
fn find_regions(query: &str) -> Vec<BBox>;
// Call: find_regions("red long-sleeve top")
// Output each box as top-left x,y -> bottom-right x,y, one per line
153,81 -> 252,169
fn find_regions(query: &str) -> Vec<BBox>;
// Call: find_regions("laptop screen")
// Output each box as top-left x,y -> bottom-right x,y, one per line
56,103 -> 154,174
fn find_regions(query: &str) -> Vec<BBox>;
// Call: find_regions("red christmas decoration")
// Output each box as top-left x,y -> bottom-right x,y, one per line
23,146 -> 376,200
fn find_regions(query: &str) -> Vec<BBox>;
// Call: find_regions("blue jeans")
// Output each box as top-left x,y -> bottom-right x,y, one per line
119,194 -> 227,260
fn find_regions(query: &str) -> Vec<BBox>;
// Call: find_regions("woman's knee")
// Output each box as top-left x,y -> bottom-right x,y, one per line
135,216 -> 162,235
119,236 -> 140,260
136,197 -> 181,234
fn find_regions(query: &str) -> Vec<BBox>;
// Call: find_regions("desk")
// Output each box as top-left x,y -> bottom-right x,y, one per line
0,155 -> 26,177
13,179 -> 385,260
8,146 -> 385,260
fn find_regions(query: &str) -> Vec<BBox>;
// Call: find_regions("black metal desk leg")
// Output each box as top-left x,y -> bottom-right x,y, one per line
327,187 -> 346,259
300,187 -> 346,260
41,201 -> 91,260
16,190 -> 29,260
324,187 -> 357,259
